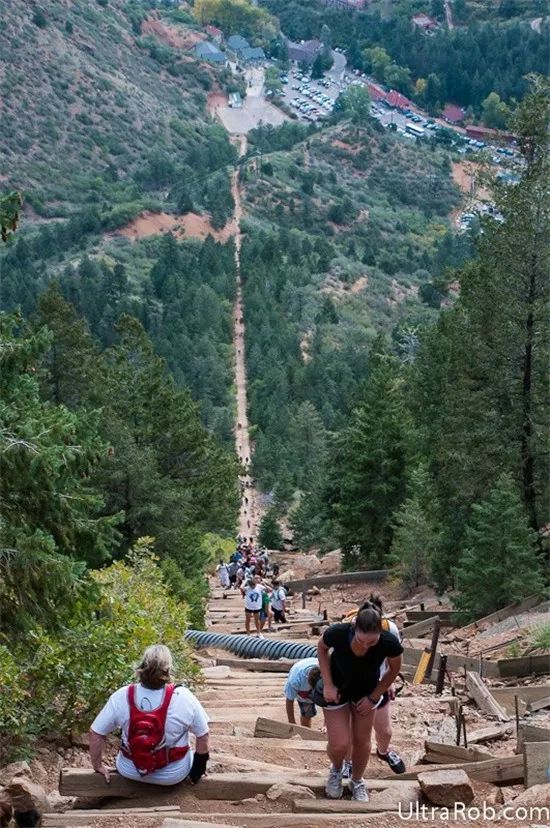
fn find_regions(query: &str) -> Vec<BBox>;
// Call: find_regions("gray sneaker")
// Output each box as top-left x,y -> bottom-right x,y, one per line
325,764 -> 344,799
349,777 -> 369,801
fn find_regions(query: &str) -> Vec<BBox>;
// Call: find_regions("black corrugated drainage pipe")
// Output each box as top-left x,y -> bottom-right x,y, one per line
184,629 -> 316,661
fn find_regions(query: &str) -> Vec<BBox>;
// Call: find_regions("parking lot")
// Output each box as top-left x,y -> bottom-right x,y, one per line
279,66 -> 350,123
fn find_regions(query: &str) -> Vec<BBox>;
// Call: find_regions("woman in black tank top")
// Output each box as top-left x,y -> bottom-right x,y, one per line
316,606 -> 403,802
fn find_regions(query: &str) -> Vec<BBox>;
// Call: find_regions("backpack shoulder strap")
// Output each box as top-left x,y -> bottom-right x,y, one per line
157,683 -> 176,723
127,683 -> 137,710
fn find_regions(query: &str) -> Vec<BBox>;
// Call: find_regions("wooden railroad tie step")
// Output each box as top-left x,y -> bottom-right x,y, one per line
254,716 -> 326,740
59,769 -> 419,800
162,815 -> 391,827
422,741 -> 494,764
42,807 -> 181,827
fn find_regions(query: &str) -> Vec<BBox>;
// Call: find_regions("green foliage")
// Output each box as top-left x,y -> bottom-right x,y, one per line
528,623 -> 550,652
193,0 -> 278,40
0,191 -> 23,243
32,8 -> 47,28
1,541 -> 199,762
258,507 -> 284,549
481,92 -> 510,129
452,475 -> 544,622
335,85 -> 371,125
331,351 -> 409,568
0,314 -> 120,631
389,465 -> 441,591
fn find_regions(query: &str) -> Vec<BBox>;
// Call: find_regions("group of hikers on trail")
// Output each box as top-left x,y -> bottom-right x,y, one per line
216,537 -> 286,635
88,594 -> 404,803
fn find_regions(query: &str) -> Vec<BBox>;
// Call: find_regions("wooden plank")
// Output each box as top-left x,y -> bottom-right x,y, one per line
412,649 -> 431,685
254,716 -> 326,741
423,741 -> 494,763
59,769 -> 412,801
285,570 -> 389,593
524,741 -> 550,788
401,617 -> 438,639
389,754 -> 523,784
215,657 -> 295,673
42,809 -> 180,827
163,815 -> 388,827
452,595 -> 543,639
493,685 -> 550,715
467,723 -> 514,745
465,671 -> 511,721
406,610 -> 457,626
497,653 -> 550,678
527,695 -> 550,713
517,724 -> 550,753
402,647 -> 500,677
292,793 -> 419,814
162,820 -> 242,828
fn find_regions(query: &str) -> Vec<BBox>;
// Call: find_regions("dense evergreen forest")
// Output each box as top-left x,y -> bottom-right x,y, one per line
263,0 -> 549,115
286,84 -> 549,618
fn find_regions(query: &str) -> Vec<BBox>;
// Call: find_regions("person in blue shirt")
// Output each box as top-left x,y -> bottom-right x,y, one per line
283,657 -> 320,727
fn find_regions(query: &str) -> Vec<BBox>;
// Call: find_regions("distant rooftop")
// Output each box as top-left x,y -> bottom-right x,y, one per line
227,34 -> 250,52
195,41 -> 226,63
443,104 -> 466,123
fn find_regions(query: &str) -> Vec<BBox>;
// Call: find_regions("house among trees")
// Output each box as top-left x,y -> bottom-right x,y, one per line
411,13 -> 439,32
229,92 -> 243,108
465,125 -> 515,145
366,81 -> 386,103
225,34 -> 265,64
443,103 -> 466,124
286,38 -> 322,65
195,40 -> 226,64
385,89 -> 415,112
205,24 -> 223,44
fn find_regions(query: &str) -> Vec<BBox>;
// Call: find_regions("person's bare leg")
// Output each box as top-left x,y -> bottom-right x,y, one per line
254,612 -> 261,635
245,611 -> 251,634
322,706 -> 351,771
374,702 -> 392,754
350,705 -> 376,780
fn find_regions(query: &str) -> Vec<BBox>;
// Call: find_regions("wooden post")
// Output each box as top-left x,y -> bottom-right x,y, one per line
462,713 -> 468,748
425,617 -> 441,678
456,702 -> 462,746
420,602 -> 425,611
302,591 -> 306,609
514,695 -> 520,737
435,654 -> 447,695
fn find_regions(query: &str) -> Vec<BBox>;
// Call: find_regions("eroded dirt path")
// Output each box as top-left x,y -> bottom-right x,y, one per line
230,136 -> 263,540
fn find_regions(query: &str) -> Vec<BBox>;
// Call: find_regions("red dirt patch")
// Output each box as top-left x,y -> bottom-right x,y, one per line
331,139 -> 361,155
208,90 -> 228,116
112,211 -> 236,243
142,16 -> 203,50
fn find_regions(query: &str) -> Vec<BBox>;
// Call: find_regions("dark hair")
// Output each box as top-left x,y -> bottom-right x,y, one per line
307,666 -> 321,688
355,606 -> 382,633
358,593 -> 384,615
272,579 -> 280,587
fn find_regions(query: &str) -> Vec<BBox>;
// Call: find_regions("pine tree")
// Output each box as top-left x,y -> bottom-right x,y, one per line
258,507 -> 284,550
0,315 -> 119,630
453,474 -> 544,622
331,350 -> 409,568
390,465 -> 441,591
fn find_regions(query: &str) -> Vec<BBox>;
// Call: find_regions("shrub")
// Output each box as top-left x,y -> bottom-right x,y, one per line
32,9 -> 47,28
0,539 -> 197,761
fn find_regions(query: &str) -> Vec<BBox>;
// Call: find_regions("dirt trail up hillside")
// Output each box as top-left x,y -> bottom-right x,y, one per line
231,135 -> 263,540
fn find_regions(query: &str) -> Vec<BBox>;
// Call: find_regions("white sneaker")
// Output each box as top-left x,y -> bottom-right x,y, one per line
325,764 -> 344,799
349,777 -> 369,801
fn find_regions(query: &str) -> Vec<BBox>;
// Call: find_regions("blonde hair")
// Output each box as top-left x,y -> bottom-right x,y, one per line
135,644 -> 173,690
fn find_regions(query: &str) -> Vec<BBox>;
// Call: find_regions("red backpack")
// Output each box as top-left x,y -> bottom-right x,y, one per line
120,684 -> 188,775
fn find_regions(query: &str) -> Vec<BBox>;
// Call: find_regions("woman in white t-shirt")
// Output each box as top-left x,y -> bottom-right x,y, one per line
89,644 -> 210,786
240,574 -> 266,636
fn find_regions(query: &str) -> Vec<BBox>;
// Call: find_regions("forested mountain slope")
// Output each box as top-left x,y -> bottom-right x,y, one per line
240,116 -> 467,491
0,0 -> 221,215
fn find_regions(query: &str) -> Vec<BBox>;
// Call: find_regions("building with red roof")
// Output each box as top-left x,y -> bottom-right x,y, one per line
443,104 -> 466,124
205,25 -> 223,43
366,81 -> 386,102
465,125 -> 515,145
385,89 -> 415,111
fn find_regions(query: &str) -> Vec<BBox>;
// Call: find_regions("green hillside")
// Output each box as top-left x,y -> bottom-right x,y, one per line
0,0 -> 221,216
